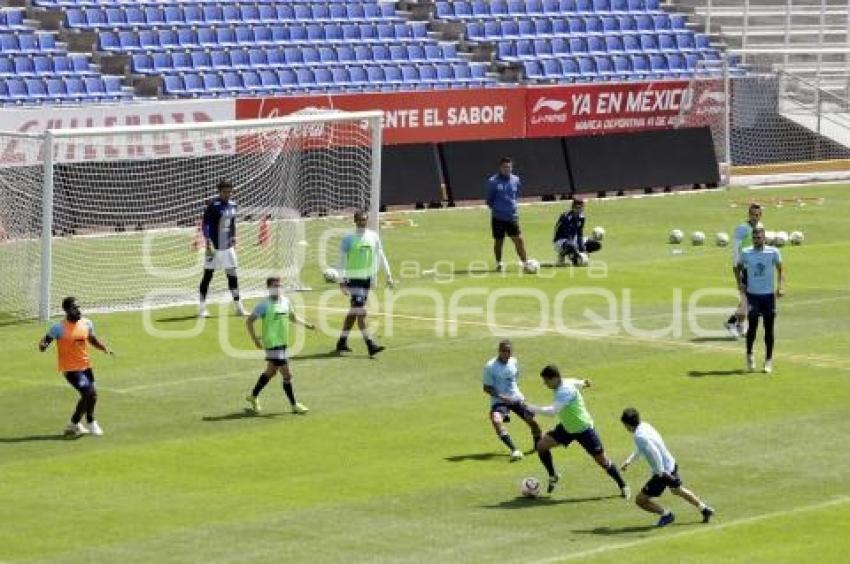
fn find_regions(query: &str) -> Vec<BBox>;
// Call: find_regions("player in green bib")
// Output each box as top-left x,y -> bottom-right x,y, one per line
244,277 -> 315,415
525,365 -> 629,498
725,203 -> 763,338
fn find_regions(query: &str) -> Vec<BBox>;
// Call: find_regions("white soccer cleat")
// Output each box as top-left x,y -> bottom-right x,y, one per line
621,485 -> 632,501
723,322 -> 739,339
234,302 -> 247,316
495,262 -> 505,272
510,449 -> 524,462
747,353 -> 756,372
245,395 -> 261,414
87,421 -> 103,436
64,422 -> 87,438
292,402 -> 310,415
763,359 -> 773,374
198,304 -> 210,318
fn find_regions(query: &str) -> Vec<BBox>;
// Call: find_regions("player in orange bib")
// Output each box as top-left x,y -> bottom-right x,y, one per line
38,297 -> 113,438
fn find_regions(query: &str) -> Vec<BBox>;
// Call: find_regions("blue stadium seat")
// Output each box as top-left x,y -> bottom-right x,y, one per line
183,73 -> 206,95
132,53 -> 153,74
593,0 -> 612,13
561,57 -> 581,80
154,52 -> 175,72
191,51 -> 213,71
612,54 -> 634,77
658,33 -> 678,51
640,33 -> 659,52
594,55 -> 616,79
606,36 -> 625,52
13,56 -> 34,76
202,73 -> 226,94
542,58 -> 561,79
163,74 -> 185,95
587,35 -> 606,53
551,37 -> 569,54
221,71 -> 245,93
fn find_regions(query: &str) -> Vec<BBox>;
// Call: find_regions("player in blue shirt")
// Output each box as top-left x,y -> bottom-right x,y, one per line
725,203 -> 763,338
552,199 -> 601,266
736,227 -> 785,373
486,157 -> 530,272
198,180 -> 245,318
482,340 -> 542,461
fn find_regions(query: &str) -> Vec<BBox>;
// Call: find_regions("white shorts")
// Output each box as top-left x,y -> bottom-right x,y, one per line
204,248 -> 238,270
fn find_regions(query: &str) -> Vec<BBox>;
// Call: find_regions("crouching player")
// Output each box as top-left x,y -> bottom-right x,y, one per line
553,199 -> 601,266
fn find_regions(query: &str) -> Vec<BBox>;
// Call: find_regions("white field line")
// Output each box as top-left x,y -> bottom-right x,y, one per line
532,496 -> 850,564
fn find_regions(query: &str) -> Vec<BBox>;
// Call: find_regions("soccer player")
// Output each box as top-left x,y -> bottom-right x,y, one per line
552,198 -> 601,266
482,340 -> 542,462
725,203 -> 763,338
245,277 -> 314,415
198,179 -> 246,318
38,297 -> 113,438
524,365 -> 629,497
620,407 -> 715,527
335,210 -> 394,357
486,156 -> 529,272
736,227 -> 784,373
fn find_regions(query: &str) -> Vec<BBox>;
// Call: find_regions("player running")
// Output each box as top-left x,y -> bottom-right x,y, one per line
724,203 -> 763,338
38,297 -> 113,438
552,198 -> 601,266
620,407 -> 715,527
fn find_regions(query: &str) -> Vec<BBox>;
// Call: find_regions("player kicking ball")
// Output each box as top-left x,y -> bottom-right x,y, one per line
620,407 -> 715,527
244,277 -> 314,415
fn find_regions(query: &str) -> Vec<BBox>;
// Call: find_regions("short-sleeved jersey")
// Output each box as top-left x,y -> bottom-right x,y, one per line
553,210 -> 585,249
732,220 -> 763,266
739,246 -> 782,295
486,173 -> 521,222
340,229 -> 384,281
48,318 -> 95,372
252,297 -> 291,349
482,357 -> 523,406
202,197 -> 237,250
633,422 -> 677,476
552,381 -> 594,433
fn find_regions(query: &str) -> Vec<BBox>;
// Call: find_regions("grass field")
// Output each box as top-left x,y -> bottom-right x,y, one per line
2,184 -> 849,563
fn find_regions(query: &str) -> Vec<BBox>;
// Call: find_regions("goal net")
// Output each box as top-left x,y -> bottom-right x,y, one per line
0,110 -> 382,321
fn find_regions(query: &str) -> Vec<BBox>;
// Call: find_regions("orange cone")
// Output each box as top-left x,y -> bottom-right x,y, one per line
258,215 -> 270,247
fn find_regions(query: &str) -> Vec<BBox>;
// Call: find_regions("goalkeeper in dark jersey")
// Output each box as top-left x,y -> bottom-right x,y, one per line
552,199 -> 601,266
198,180 -> 246,318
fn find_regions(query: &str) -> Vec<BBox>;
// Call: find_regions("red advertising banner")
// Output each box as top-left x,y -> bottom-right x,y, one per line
525,80 -> 723,138
235,88 -> 526,145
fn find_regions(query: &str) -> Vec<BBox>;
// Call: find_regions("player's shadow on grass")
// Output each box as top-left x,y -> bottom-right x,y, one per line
573,524 -> 658,535
687,369 -> 746,377
444,452 -> 511,462
483,494 -> 619,510
690,336 -> 737,343
202,411 -> 287,422
451,267 -> 495,276
291,351 -> 360,361
154,314 -> 204,323
0,434 -> 74,443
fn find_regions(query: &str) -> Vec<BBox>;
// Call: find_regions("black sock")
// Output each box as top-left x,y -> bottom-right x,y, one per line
606,462 -> 626,488
365,337 -> 375,348
199,269 -> 214,301
726,314 -> 737,325
282,380 -> 296,405
499,432 -> 517,451
538,448 -> 556,477
531,434 -> 541,451
226,273 -> 240,302
251,374 -> 270,397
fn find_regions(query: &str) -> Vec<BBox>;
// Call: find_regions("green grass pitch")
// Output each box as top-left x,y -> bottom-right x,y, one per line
1,184 -> 849,563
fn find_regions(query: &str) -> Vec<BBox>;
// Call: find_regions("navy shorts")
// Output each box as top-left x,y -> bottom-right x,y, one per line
490,402 -> 535,423
346,278 -> 371,308
64,368 -> 95,392
641,465 -> 682,497
265,346 -> 288,367
747,292 -> 776,317
547,424 -> 604,455
491,217 -> 520,239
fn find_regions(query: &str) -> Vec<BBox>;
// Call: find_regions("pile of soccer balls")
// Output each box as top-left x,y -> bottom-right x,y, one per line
669,229 -> 804,247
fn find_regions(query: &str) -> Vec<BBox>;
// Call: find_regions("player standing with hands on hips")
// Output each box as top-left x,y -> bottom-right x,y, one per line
486,157 -> 530,272
335,210 -> 393,358
198,180 -> 246,318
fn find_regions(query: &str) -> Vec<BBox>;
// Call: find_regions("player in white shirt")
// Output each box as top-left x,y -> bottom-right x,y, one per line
481,340 -> 542,462
620,407 -> 715,527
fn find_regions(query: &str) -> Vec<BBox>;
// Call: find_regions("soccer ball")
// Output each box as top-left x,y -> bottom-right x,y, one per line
715,232 -> 729,247
520,476 -> 541,498
691,231 -> 706,245
773,231 -> 788,247
591,226 -> 605,241
669,229 -> 684,244
524,259 -> 541,273
764,231 -> 776,245
323,267 -> 340,283
790,231 -> 804,245
575,252 -> 589,266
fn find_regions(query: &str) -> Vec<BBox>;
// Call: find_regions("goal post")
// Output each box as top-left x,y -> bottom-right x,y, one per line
0,110 -> 383,321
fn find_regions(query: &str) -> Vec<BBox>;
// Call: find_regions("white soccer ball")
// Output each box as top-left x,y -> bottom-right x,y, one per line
691,231 -> 706,246
322,267 -> 340,283
773,231 -> 788,247
790,231 -> 804,245
715,232 -> 730,247
764,231 -> 776,245
669,229 -> 684,244
520,476 -> 541,498
591,226 -> 605,241
575,252 -> 589,266
524,259 -> 540,273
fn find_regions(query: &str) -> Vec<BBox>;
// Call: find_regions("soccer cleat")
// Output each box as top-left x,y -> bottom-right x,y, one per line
87,421 -> 103,436
746,353 -> 756,372
234,302 -> 247,317
198,305 -> 210,318
495,262 -> 505,272
292,402 -> 309,415
620,485 -> 632,501
245,395 -> 261,414
368,344 -> 386,358
723,321 -> 739,339
546,473 -> 560,494
63,422 -> 87,438
701,506 -> 715,523
509,449 -> 524,462
763,359 -> 773,374
335,342 -> 352,353
656,512 -> 676,527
